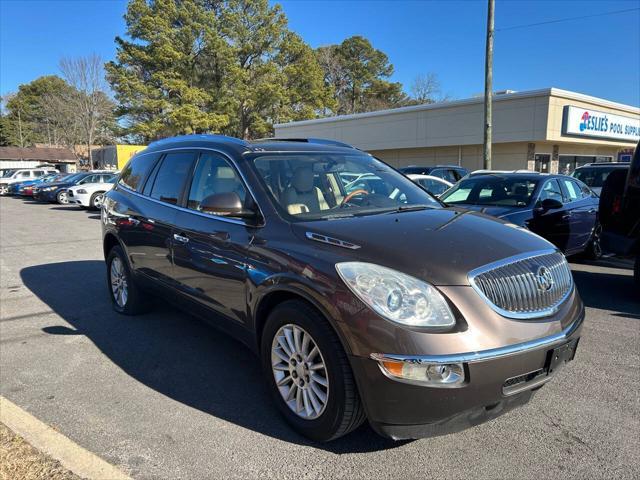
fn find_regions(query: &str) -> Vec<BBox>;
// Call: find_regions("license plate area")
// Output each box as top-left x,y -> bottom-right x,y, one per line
545,338 -> 579,374
502,338 -> 579,396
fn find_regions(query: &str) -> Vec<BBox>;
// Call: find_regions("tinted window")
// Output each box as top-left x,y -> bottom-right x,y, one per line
187,153 -> 247,212
572,167 -> 622,188
33,170 -> 45,177
78,175 -> 97,184
538,179 -> 563,203
17,171 -> 30,179
441,176 -> 537,207
441,169 -> 458,183
149,152 -> 195,205
119,154 -> 159,192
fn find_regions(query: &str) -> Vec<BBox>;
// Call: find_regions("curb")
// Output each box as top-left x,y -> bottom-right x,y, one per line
0,396 -> 132,480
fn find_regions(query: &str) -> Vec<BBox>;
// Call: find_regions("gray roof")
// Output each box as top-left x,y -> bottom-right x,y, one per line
0,147 -> 77,163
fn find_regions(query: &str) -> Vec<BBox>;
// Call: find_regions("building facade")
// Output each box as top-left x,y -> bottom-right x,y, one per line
274,88 -> 640,174
0,147 -> 77,173
91,145 -> 147,171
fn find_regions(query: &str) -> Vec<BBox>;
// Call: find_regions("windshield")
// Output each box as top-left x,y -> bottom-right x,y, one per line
572,167 -> 620,188
2,169 -> 17,178
251,152 -> 440,221
440,176 -> 538,207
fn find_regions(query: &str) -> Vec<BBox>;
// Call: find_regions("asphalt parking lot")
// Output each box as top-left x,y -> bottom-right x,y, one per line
1,196 -> 638,479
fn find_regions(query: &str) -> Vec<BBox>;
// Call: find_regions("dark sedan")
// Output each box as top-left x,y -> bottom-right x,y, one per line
440,173 -> 601,258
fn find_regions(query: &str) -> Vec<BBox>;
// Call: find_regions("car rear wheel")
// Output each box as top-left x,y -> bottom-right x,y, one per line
90,191 -> 105,210
57,190 -> 69,204
106,245 -> 150,315
261,300 -> 365,442
585,222 -> 603,260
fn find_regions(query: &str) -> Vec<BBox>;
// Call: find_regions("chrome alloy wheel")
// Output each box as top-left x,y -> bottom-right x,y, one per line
110,256 -> 128,308
93,193 -> 104,208
271,324 -> 329,420
58,191 -> 68,204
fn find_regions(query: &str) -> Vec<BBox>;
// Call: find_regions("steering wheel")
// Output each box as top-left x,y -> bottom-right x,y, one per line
341,189 -> 369,206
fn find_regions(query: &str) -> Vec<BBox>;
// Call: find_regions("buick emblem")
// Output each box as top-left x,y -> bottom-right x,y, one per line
535,266 -> 554,292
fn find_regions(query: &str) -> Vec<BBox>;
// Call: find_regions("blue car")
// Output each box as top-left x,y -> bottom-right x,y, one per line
33,172 -> 116,204
439,172 -> 601,258
9,173 -> 64,196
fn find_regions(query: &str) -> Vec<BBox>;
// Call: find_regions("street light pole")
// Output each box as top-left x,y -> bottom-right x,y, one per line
483,0 -> 495,170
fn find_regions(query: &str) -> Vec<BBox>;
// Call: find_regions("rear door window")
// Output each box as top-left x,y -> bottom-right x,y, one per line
149,152 -> 196,205
119,153 -> 160,192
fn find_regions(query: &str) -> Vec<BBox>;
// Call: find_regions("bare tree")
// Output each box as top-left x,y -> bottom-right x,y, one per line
59,54 -> 114,167
410,73 -> 450,104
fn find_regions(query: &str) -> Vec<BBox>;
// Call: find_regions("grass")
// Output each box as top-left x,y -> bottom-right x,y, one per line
0,423 -> 82,480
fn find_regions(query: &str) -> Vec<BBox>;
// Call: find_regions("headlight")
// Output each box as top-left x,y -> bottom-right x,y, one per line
336,262 -> 455,329
42,186 -> 56,191
76,189 -> 87,194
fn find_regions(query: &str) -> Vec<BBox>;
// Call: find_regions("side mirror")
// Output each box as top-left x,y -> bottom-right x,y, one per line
199,192 -> 257,219
537,198 -> 563,211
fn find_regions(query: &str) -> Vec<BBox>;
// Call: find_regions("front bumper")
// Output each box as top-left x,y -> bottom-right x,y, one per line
351,308 -> 584,440
34,189 -> 59,202
68,191 -> 91,207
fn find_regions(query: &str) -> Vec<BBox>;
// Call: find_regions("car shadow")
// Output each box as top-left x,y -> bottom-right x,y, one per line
20,261 -> 405,453
571,267 -> 639,317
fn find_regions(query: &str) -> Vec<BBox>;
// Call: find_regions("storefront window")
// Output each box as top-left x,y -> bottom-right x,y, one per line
534,154 -> 550,173
558,155 -> 612,175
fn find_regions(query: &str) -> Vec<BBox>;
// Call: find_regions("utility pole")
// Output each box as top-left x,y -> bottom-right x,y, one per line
483,0 -> 494,170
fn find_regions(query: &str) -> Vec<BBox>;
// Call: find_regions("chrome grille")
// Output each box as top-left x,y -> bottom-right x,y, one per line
469,251 -> 573,319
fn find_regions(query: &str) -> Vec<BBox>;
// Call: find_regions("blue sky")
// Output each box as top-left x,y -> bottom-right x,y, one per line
1,0 -> 639,105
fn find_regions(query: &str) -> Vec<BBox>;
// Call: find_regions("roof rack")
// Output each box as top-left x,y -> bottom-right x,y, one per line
258,138 -> 357,149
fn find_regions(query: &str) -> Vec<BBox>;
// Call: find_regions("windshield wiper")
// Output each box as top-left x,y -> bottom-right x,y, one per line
387,204 -> 432,214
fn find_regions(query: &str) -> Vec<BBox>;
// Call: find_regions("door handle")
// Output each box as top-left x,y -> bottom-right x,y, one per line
562,213 -> 572,220
173,233 -> 190,243
588,209 -> 597,214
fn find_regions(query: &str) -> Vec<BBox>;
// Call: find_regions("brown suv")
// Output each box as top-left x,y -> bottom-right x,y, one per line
101,135 -> 584,441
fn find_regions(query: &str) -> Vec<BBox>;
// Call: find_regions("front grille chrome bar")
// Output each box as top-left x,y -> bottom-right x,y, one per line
468,249 -> 574,319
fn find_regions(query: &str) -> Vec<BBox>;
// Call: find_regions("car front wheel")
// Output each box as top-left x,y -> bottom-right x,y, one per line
261,300 -> 365,442
57,190 -> 69,204
106,245 -> 150,315
90,191 -> 105,210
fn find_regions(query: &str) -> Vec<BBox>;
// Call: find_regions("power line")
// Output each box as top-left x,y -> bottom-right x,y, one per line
496,7 -> 640,32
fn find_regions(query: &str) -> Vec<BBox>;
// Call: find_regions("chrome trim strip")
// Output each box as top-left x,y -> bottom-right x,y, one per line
370,308 -> 583,366
305,231 -> 361,250
467,248 -> 574,319
117,146 -> 266,227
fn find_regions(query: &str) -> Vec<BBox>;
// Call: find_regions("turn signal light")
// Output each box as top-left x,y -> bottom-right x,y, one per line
377,358 -> 465,387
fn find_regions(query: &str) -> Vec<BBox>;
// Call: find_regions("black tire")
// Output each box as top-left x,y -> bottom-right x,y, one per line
90,191 -> 105,210
106,245 -> 150,315
260,300 -> 366,442
585,222 -> 603,260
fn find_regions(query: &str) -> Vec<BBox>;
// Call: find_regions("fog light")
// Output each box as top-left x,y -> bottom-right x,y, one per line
377,358 -> 465,387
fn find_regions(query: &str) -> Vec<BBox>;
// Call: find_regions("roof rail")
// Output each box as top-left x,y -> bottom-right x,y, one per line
146,134 -> 248,149
259,137 -> 357,149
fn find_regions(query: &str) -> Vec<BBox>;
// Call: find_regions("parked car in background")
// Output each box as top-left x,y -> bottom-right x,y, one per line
598,142 -> 640,286
571,162 -> 630,196
0,167 -> 58,195
8,173 -> 62,196
33,172 -> 115,204
102,135 -> 584,442
68,175 -> 117,209
440,172 -> 601,258
398,165 -> 468,183
406,174 -> 453,197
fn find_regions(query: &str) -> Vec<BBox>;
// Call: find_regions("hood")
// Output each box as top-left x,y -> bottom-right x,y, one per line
291,207 -> 554,286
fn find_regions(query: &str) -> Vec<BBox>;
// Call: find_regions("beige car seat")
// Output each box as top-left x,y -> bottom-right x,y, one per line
283,167 -> 329,214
